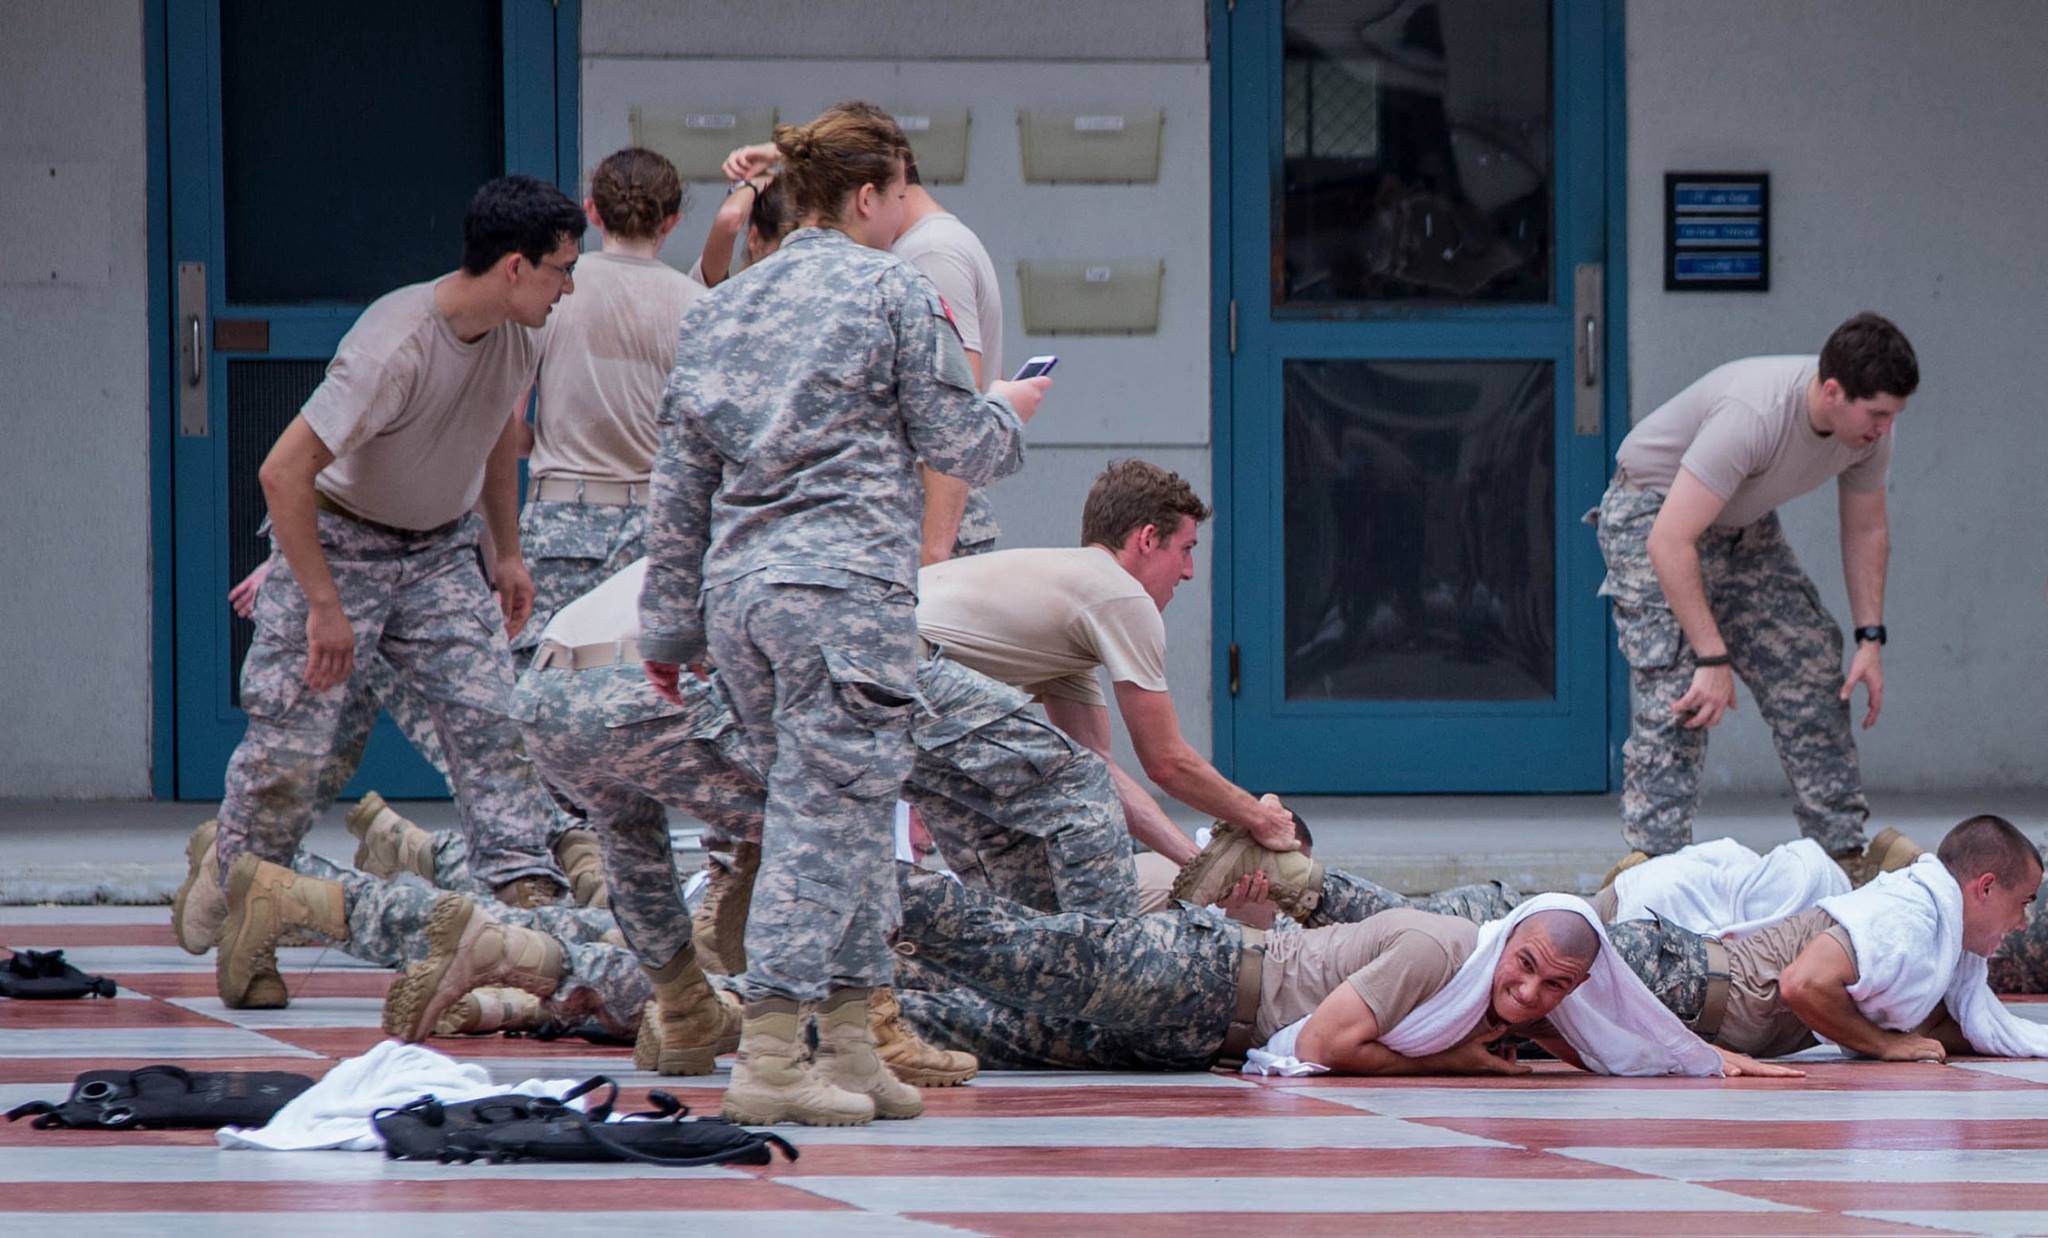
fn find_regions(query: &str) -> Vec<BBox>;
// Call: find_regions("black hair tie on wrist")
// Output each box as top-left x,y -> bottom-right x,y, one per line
1693,652 -> 1732,668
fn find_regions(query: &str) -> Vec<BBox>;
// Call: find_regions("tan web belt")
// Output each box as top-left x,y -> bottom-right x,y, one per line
1218,926 -> 1268,1066
532,638 -> 643,672
1690,936 -> 1733,1042
532,477 -> 649,506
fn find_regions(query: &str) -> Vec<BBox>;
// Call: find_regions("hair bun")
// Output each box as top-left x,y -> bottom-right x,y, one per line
773,123 -> 815,163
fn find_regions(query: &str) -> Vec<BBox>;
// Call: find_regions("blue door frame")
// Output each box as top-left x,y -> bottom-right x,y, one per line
1209,0 -> 1630,793
149,0 -> 579,799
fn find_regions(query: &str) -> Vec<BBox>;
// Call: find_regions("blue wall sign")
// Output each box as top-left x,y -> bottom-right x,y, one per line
1665,172 -> 1769,291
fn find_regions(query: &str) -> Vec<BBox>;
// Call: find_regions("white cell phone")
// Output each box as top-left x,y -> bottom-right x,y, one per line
1011,355 -> 1059,381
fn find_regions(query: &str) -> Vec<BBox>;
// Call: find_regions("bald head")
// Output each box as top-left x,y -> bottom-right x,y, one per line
1514,910 -> 1602,968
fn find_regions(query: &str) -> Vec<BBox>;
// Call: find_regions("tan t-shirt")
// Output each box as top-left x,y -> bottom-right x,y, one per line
1615,355 -> 1892,530
916,547 -> 1169,707
895,212 -> 1002,384
1255,909 -> 1479,1041
302,280 -> 540,530
1717,906 -> 1856,1058
1133,851 -> 1179,914
529,252 -> 702,484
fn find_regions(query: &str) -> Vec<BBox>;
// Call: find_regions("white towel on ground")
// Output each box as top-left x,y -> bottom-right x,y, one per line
217,1039 -> 588,1151
1613,837 -> 1850,938
1819,854 -> 2048,1057
1243,895 -> 1723,1077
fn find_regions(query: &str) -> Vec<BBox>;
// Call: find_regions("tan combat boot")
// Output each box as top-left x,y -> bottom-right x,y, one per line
631,944 -> 742,1075
553,828 -> 611,909
1837,828 -> 1927,888
494,874 -> 567,909
381,893 -> 565,1041
434,986 -> 545,1036
172,818 -> 226,955
720,998 -> 873,1127
1601,850 -> 1652,889
1170,822 -> 1327,922
347,791 -> 437,882
812,988 -> 922,1119
692,842 -> 759,976
869,985 -> 978,1087
215,855 -> 348,1009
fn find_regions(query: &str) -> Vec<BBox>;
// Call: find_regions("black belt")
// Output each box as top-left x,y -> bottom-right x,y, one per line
314,489 -> 463,540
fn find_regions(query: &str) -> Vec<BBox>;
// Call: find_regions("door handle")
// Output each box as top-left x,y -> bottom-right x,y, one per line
186,314 -> 204,386
1573,262 -> 1602,436
177,261 -> 208,437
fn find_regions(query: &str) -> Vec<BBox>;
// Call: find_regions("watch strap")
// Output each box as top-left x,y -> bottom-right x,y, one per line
1853,625 -> 1888,646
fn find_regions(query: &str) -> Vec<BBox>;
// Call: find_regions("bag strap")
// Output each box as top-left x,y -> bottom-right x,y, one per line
551,1107 -> 798,1168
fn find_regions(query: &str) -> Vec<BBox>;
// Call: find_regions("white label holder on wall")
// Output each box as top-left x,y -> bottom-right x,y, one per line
885,107 -> 971,184
1017,259 -> 1164,334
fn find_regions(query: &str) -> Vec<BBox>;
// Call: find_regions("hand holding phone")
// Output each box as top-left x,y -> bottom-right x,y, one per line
1011,355 -> 1059,381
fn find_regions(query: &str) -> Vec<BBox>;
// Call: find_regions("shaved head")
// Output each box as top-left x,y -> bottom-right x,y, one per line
1514,910 -> 1602,968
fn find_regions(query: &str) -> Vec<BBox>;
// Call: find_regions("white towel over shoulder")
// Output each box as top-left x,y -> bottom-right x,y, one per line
1819,854 -> 2048,1058
1613,837 -> 1849,938
1379,894 -> 1722,1076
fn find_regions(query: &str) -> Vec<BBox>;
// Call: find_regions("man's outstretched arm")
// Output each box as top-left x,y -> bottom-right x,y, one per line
1114,682 -> 1299,851
1780,933 -> 1946,1061
1042,695 -> 1199,864
1293,985 -> 1529,1077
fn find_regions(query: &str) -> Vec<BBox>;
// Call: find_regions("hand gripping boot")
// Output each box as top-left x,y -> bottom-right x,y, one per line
215,855 -> 348,1009
631,944 -> 742,1075
691,842 -> 759,976
346,791 -> 438,882
869,986 -> 977,1087
552,828 -> 611,908
720,999 -> 873,1127
812,988 -> 922,1119
172,818 -> 226,955
1169,821 -> 1327,922
434,986 -> 545,1036
381,894 -> 565,1042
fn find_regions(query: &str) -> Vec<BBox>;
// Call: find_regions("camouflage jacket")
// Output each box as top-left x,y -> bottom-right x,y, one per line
639,228 -> 1025,665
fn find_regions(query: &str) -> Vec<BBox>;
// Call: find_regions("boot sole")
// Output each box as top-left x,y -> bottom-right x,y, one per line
381,893 -> 475,1041
889,1063 -> 979,1087
633,1000 -> 739,1075
719,1099 -> 872,1127
1168,825 -> 1250,906
216,857 -> 286,1010
172,820 -> 221,956
1168,827 -> 1322,921
345,791 -> 386,842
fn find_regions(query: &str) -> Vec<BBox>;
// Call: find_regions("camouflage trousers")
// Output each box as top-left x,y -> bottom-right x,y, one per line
289,851 -> 645,1036
508,498 -> 648,667
909,652 -> 1137,917
1603,916 -> 1712,1030
1989,899 -> 2048,994
1310,870 -> 1523,928
705,569 -> 917,1002
891,865 -> 1239,1070
1595,480 -> 1868,856
217,511 -> 567,892
515,661 -> 766,974
308,653 -> 452,810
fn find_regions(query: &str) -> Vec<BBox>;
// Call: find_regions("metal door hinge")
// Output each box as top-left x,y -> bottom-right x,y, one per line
1227,299 -> 1237,355
1228,642 -> 1240,695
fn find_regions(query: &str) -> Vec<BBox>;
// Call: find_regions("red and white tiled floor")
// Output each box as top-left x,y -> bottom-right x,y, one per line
9,905 -> 2048,1237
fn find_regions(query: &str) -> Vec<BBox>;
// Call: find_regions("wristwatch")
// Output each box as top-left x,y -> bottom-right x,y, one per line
1853,625 -> 1888,646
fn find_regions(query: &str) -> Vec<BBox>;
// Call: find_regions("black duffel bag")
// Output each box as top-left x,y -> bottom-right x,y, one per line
373,1076 -> 797,1168
0,949 -> 116,999
6,1065 -> 315,1129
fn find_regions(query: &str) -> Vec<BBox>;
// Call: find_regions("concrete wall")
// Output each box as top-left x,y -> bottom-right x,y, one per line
581,0 -> 1215,779
1625,0 -> 2048,793
0,0 -> 152,796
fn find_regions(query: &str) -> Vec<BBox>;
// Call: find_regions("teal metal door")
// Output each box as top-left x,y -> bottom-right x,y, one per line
1216,0 -> 1623,792
166,0 -> 576,799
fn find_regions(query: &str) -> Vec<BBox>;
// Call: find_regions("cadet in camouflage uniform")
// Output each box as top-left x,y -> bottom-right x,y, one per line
209,177 -> 586,1009
511,148 -> 702,669
1594,314 -> 1918,868
639,105 -> 1045,1126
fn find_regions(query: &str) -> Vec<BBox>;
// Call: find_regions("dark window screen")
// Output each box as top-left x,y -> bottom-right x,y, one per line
225,360 -> 330,704
221,0 -> 504,304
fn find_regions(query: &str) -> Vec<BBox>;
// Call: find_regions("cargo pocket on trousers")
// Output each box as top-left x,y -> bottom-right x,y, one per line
237,642 -> 310,724
819,645 -> 917,799
1613,602 -> 1685,672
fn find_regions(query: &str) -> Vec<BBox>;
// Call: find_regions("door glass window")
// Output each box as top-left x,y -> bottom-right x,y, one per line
1276,0 -> 1552,307
220,0 -> 503,304
1283,358 -> 1555,701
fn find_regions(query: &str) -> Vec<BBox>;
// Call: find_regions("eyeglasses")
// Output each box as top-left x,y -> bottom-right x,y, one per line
536,257 -> 577,282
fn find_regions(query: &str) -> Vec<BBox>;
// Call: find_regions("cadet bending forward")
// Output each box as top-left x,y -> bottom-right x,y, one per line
638,105 -> 1046,1126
